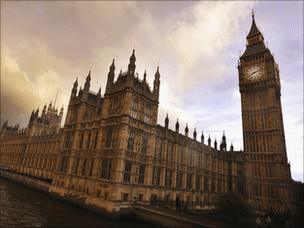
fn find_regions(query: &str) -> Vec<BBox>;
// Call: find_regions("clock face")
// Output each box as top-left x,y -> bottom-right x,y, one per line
245,64 -> 263,81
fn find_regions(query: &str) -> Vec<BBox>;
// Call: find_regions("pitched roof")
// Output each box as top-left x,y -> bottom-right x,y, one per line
247,15 -> 262,38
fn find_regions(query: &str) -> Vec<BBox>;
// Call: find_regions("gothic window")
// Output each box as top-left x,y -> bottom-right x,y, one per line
93,130 -> 99,149
176,170 -> 183,189
127,130 -> 135,152
122,193 -> 129,201
81,158 -> 87,176
211,177 -> 215,192
141,133 -> 148,154
154,139 -> 162,158
79,131 -> 84,149
178,147 -> 183,164
152,166 -> 161,186
88,159 -> 93,176
144,103 -> 151,124
105,126 -> 113,148
165,169 -> 172,187
138,164 -> 145,184
204,176 -> 209,192
73,157 -> 80,174
59,156 -> 69,173
87,131 -> 92,149
130,97 -> 138,119
64,132 -> 73,148
167,143 -> 173,161
100,159 -> 112,180
186,173 -> 192,190
123,161 -> 132,182
196,175 -> 201,191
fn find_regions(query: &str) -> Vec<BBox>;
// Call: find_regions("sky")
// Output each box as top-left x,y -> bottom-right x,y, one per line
1,1 -> 303,181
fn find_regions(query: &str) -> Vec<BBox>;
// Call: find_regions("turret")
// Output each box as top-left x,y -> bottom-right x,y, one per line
214,139 -> 218,150
70,77 -> 78,101
143,70 -> 147,82
165,113 -> 169,129
84,71 -> 91,91
106,59 -> 115,91
208,135 -> 211,147
201,131 -> 205,144
230,143 -> 234,152
185,124 -> 189,137
220,131 -> 227,151
34,108 -> 39,118
48,102 -> 52,112
42,104 -> 47,114
193,128 -> 197,140
128,49 -> 136,75
175,119 -> 179,133
29,110 -> 35,123
153,66 -> 160,97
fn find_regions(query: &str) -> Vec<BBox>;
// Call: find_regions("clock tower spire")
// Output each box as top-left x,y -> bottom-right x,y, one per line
238,12 -> 293,213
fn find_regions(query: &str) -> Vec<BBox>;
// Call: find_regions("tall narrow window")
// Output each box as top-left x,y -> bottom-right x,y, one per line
138,164 -> 145,184
176,171 -> 183,189
196,175 -> 201,191
100,159 -> 112,180
64,132 -> 73,148
141,133 -> 148,154
87,131 -> 92,149
72,157 -> 80,174
204,176 -> 209,192
81,159 -> 87,176
130,96 -> 138,119
94,130 -> 99,149
123,161 -> 132,182
187,173 -> 192,190
79,131 -> 84,148
152,167 -> 160,186
127,130 -> 135,152
144,103 -> 151,124
165,169 -> 172,187
105,127 -> 113,148
167,143 -> 173,161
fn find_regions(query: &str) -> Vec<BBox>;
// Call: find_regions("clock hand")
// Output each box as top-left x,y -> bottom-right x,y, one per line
249,69 -> 260,77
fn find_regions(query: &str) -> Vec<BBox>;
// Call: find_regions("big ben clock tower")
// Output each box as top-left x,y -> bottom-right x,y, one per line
238,12 -> 294,213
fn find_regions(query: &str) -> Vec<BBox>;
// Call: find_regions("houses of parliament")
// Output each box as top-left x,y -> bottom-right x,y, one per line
0,14 -> 294,215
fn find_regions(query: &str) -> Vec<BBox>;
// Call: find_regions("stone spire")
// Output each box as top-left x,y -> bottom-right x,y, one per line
71,77 -> 78,101
208,135 -> 211,147
175,119 -> 179,133
230,143 -> 234,151
84,70 -> 91,91
201,131 -> 205,144
193,128 -> 197,140
106,59 -> 115,92
153,66 -> 160,96
185,124 -> 189,136
128,49 -> 136,75
214,138 -> 218,150
73,77 -> 78,89
165,113 -> 169,129
247,9 -> 262,39
143,70 -> 147,82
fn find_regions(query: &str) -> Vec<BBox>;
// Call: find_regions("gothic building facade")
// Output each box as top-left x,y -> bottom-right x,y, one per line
0,14 -> 294,214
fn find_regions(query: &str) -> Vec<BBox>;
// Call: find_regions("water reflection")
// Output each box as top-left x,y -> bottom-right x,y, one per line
0,178 -> 156,227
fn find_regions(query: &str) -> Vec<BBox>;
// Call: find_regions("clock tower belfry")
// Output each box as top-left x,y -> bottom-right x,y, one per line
238,12 -> 294,213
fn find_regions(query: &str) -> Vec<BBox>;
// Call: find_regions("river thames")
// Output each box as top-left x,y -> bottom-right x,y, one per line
0,178 -> 157,227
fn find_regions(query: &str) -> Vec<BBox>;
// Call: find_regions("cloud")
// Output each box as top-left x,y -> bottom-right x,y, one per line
166,1 -> 255,92
1,1 -> 302,181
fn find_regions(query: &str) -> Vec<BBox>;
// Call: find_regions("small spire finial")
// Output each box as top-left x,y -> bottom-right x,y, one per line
251,9 -> 254,18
